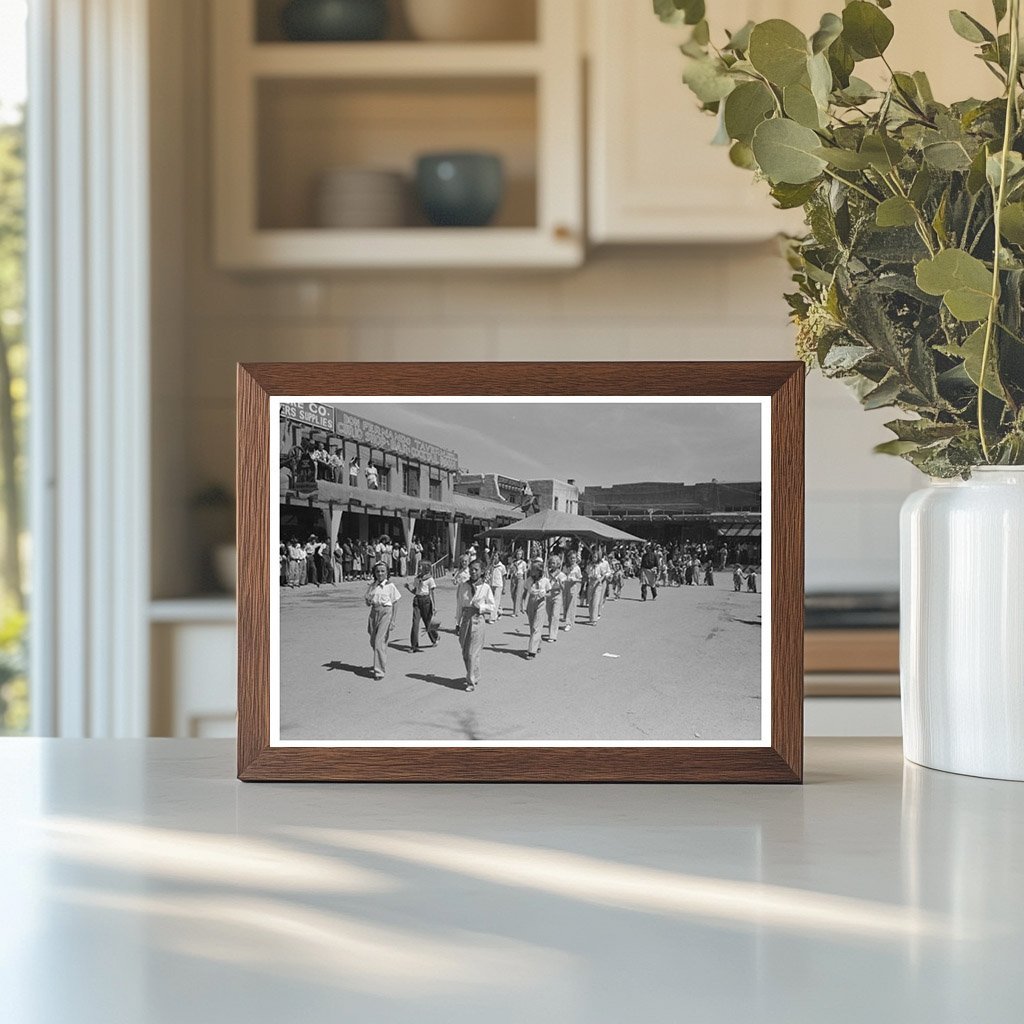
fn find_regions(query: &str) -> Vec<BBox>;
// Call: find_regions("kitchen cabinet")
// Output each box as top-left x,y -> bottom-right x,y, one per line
587,0 -> 812,243
211,0 -> 583,269
587,0 -> 999,244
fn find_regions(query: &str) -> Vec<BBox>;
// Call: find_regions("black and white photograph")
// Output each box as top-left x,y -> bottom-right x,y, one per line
270,398 -> 769,746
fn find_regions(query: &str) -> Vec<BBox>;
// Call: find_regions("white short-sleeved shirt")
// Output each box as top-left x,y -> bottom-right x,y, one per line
366,581 -> 402,608
460,581 -> 496,617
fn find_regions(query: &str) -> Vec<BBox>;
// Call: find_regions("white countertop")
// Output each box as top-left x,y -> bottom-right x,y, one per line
1,738 -> 1020,1023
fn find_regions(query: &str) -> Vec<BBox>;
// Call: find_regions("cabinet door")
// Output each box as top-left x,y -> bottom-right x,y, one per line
588,0 -> 1001,245
587,0 -> 810,243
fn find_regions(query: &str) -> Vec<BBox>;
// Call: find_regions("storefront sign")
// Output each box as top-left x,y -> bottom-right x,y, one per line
281,403 -> 459,471
281,402 -> 335,432
336,411 -> 458,471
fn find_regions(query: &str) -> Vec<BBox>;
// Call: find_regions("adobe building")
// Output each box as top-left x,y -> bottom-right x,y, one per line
527,478 -> 580,514
455,473 -> 581,515
580,479 -> 761,555
280,403 -> 523,560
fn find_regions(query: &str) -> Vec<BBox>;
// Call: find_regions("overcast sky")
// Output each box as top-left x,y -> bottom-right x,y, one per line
330,401 -> 762,487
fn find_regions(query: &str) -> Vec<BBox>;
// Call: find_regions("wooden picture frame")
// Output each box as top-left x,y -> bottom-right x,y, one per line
237,362 -> 804,782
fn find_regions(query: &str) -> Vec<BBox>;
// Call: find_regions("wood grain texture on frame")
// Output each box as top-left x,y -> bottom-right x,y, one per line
237,362 -> 804,783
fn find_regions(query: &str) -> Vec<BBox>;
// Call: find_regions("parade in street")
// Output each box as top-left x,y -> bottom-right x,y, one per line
276,400 -> 764,744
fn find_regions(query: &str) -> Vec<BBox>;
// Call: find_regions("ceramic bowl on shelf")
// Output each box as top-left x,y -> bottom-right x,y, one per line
280,0 -> 388,42
315,167 -> 408,229
415,152 -> 504,227
403,0 -> 535,42
213,543 -> 237,595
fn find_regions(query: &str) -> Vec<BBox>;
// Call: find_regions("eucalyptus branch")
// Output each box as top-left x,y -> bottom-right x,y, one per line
884,170 -> 939,254
749,69 -> 784,117
978,0 -> 1021,462
962,191 -> 980,249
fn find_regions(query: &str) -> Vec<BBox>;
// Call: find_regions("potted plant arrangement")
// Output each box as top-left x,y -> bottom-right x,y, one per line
658,0 -> 1024,779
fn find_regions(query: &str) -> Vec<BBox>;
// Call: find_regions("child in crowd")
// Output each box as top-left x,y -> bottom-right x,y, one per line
364,562 -> 401,679
524,560 -> 551,658
510,548 -> 529,615
487,551 -> 507,622
733,565 -> 745,592
544,556 -> 567,642
561,550 -> 583,632
405,562 -> 438,652
451,554 -> 471,630
459,560 -> 495,692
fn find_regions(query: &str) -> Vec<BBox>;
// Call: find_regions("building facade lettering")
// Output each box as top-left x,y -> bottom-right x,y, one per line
281,404 -> 459,472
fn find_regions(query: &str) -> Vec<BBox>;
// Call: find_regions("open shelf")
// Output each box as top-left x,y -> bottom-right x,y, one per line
254,0 -> 538,45
212,0 -> 582,268
249,42 -> 544,77
257,76 -> 537,232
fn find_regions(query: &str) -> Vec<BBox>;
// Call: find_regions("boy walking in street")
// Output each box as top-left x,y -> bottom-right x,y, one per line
405,563 -> 438,652
640,543 -> 659,601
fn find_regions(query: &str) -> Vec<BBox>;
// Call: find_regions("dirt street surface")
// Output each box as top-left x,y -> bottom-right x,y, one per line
279,574 -> 763,743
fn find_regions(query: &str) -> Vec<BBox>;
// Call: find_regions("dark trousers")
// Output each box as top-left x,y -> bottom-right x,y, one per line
411,595 -> 438,650
306,555 -> 318,585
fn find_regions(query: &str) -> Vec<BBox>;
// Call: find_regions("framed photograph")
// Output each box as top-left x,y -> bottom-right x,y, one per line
237,362 -> 803,782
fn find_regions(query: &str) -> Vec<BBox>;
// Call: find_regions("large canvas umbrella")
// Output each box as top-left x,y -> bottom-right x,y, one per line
481,509 -> 643,544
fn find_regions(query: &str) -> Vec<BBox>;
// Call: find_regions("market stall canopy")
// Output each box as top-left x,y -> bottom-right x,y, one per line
481,509 -> 643,544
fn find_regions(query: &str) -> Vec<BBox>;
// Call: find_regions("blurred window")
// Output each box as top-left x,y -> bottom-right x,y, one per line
0,0 -> 27,734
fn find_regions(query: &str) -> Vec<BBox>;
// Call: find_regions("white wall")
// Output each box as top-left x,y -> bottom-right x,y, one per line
153,0 -> 921,599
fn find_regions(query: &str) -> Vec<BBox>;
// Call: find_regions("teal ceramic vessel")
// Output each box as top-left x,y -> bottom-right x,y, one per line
415,152 -> 505,228
281,0 -> 388,42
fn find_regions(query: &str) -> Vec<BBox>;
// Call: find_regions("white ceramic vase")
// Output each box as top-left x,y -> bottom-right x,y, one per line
900,467 -> 1024,780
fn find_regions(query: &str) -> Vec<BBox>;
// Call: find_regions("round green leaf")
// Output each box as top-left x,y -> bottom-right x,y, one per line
748,20 -> 809,86
810,13 -> 843,55
751,118 -> 828,184
860,133 -> 904,173
654,0 -> 705,26
999,203 -> 1024,245
875,197 -> 918,228
682,57 -> 736,104
729,140 -> 757,170
915,249 -> 993,322
723,81 -> 775,144
783,81 -> 823,129
807,52 -> 833,108
827,35 -> 855,88
842,1 -> 894,59
923,140 -> 973,171
724,20 -> 755,53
